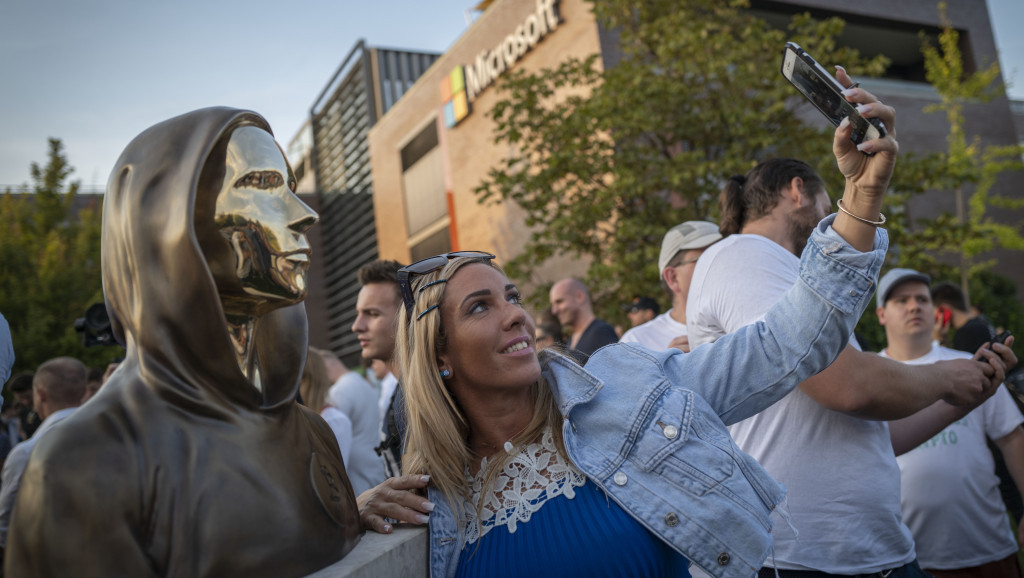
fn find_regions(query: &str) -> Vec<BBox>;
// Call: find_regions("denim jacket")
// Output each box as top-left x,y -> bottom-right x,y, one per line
427,216 -> 887,578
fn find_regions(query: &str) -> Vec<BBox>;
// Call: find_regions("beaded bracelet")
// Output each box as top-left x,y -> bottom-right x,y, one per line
837,198 -> 886,226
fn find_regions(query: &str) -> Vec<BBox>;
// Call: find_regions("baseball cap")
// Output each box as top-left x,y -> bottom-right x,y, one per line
877,268 -> 931,307
624,296 -> 660,315
658,221 -> 723,276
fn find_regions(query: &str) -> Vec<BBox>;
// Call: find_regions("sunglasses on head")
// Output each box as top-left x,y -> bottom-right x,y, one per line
397,251 -> 496,318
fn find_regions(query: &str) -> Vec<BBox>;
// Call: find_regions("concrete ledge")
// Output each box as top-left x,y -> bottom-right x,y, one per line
306,526 -> 428,578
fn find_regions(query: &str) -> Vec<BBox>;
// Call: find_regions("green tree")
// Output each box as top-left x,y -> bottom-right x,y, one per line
0,139 -> 118,377
474,0 -> 885,322
859,3 -> 1024,357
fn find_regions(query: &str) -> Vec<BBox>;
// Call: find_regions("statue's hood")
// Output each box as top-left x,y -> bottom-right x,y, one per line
102,107 -> 305,413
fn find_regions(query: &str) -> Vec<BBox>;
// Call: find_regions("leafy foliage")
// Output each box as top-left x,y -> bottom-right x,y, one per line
474,0 -> 885,322
0,139 -> 118,378
860,3 -> 1024,358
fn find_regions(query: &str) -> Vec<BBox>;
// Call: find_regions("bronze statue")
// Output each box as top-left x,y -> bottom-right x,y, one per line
6,108 -> 361,577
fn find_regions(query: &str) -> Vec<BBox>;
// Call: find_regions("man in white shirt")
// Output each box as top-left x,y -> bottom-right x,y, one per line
878,268 -> 1024,577
686,157 -> 1014,577
620,221 -> 721,352
351,259 -> 406,478
315,347 -> 386,497
0,357 -> 86,548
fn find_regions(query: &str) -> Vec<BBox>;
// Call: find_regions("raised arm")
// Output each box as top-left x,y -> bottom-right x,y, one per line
800,345 -> 1007,420
829,67 -> 897,252
675,78 -> 895,423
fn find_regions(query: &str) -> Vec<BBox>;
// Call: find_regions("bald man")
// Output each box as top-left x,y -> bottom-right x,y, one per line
0,357 -> 86,548
549,278 -> 618,363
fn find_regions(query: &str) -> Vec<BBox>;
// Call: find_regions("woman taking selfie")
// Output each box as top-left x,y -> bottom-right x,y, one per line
357,82 -> 1010,577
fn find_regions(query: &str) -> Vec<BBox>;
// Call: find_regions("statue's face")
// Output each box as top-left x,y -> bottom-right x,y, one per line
213,126 -> 318,315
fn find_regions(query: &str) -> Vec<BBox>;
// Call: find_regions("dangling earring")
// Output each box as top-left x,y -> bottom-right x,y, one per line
440,369 -> 451,379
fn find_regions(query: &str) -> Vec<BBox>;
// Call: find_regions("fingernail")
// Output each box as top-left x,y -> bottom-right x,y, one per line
414,514 -> 430,524
857,141 -> 874,152
842,88 -> 857,97
839,117 -> 850,129
835,65 -> 847,73
856,103 -> 873,115
420,475 -> 431,483
423,501 -> 436,512
383,523 -> 392,533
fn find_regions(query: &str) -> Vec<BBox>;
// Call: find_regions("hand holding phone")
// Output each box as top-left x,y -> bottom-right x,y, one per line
781,42 -> 887,147
988,330 -> 1013,350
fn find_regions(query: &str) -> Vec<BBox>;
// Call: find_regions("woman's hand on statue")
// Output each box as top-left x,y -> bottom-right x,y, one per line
357,474 -> 434,534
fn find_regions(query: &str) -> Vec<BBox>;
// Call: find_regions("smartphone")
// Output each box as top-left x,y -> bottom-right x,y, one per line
977,330 -> 1012,362
989,330 -> 1013,349
935,306 -> 952,327
781,42 -> 887,145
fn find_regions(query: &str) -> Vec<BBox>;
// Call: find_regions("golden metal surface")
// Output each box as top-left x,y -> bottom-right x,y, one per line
214,125 -> 318,317
4,109 -> 360,578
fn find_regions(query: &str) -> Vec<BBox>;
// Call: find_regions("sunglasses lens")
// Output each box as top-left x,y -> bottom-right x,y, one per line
398,251 -> 497,318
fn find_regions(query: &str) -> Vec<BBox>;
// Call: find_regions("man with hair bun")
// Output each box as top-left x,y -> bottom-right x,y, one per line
687,155 -> 1015,576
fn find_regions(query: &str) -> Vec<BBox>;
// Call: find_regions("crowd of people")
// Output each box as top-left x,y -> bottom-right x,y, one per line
351,71 -> 1018,578
0,72 -> 1020,578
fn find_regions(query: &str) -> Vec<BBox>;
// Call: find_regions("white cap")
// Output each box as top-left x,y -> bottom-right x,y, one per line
658,221 -> 722,276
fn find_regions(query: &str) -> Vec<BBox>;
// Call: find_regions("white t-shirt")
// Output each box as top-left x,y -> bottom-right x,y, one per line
686,233 -> 915,573
882,345 -> 1023,570
619,310 -> 687,350
320,407 -> 353,466
328,372 -> 387,496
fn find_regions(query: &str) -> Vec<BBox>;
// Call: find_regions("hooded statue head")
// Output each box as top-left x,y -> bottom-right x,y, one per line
4,108 -> 361,578
102,107 -> 317,410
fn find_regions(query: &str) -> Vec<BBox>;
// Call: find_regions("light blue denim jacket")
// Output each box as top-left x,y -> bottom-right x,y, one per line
427,216 -> 887,578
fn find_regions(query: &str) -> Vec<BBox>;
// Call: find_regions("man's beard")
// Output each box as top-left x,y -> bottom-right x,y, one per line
787,205 -> 821,257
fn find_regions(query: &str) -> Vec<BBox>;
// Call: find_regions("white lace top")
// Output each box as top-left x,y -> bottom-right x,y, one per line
461,427 -> 587,546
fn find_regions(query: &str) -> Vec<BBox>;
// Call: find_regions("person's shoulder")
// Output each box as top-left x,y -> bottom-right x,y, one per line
585,318 -> 618,342
622,313 -> 680,346
696,235 -> 795,282
330,372 -> 375,396
619,318 -> 657,346
953,317 -> 996,352
1,440 -> 32,477
706,233 -> 783,257
932,344 -> 973,361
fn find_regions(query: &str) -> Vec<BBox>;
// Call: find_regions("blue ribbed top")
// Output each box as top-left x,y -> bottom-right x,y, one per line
455,479 -> 691,577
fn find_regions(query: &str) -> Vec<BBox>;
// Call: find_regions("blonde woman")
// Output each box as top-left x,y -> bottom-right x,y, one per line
355,87 -> 1009,578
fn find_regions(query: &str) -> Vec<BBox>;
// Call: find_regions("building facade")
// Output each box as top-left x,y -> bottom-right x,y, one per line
364,0 -> 1023,312
295,41 -> 439,363
367,0 -> 600,288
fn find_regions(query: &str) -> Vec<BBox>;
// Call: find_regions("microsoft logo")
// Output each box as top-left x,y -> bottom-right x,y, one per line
441,66 -> 470,128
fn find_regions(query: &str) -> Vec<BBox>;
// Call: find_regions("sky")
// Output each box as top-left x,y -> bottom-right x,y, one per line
2,0 -> 1022,190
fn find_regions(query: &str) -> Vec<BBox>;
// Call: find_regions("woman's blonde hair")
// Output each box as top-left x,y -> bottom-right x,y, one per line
397,256 -> 564,530
299,347 -> 331,414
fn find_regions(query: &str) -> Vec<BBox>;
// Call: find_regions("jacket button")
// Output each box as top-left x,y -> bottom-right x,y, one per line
663,425 -> 678,439
613,472 -> 628,486
664,512 -> 679,526
717,552 -> 730,566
